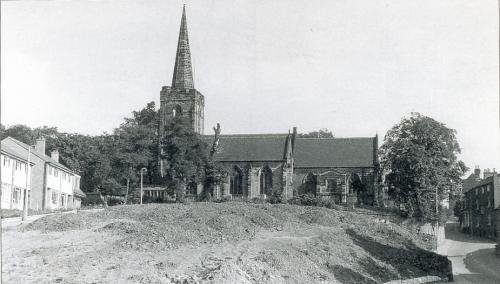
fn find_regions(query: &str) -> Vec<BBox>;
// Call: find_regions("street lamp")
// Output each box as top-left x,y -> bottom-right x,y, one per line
140,168 -> 147,205
22,146 -> 32,221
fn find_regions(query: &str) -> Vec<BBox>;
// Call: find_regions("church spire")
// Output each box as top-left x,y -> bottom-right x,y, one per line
171,5 -> 194,89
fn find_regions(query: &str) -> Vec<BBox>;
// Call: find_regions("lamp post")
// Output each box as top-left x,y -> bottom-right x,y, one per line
140,168 -> 147,205
22,146 -> 32,221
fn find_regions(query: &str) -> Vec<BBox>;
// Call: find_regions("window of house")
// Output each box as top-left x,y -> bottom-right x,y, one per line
54,169 -> 58,177
12,187 -> 22,204
61,194 -> 65,207
4,156 -> 10,167
52,191 -> 58,204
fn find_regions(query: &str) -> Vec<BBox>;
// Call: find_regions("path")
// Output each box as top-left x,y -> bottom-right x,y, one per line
438,222 -> 500,283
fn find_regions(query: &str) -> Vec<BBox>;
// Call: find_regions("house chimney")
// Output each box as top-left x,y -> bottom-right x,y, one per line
474,166 -> 481,179
35,138 -> 46,155
51,149 -> 59,162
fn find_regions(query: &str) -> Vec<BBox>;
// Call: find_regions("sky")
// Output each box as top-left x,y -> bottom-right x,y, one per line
1,0 -> 499,173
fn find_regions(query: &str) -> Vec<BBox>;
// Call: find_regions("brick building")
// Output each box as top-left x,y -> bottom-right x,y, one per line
462,167 -> 499,240
2,137 -> 85,211
158,7 -> 379,204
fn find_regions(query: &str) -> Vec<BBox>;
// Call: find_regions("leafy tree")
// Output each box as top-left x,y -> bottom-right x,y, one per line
380,113 -> 467,224
453,197 -> 465,227
298,128 -> 334,138
160,116 -> 211,202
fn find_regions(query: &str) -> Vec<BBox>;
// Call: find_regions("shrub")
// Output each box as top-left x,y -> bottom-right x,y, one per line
107,196 -> 125,206
268,192 -> 282,204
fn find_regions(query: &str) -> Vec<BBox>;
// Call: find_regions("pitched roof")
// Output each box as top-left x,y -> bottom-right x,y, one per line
202,134 -> 288,162
74,187 -> 86,198
1,139 -> 33,163
293,137 -> 376,168
203,134 -> 376,168
1,137 -> 73,173
171,5 -> 194,89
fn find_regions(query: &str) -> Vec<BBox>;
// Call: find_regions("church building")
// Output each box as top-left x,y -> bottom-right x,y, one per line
159,7 -> 379,205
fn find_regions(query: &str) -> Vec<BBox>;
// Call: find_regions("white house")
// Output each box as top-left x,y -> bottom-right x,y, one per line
1,143 -> 34,210
1,137 -> 85,211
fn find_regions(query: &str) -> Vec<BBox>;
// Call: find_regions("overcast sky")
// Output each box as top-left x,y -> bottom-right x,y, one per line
1,0 -> 499,173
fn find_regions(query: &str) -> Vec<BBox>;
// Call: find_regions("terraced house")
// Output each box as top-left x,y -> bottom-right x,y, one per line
1,137 -> 85,211
462,168 -> 500,240
1,140 -> 34,210
158,7 -> 380,205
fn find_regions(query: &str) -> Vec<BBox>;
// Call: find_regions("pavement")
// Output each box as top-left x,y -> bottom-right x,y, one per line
1,208 -> 103,231
438,222 -> 500,283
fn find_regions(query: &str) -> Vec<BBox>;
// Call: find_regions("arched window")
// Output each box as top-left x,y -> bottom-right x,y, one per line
172,105 -> 182,117
350,174 -> 363,194
303,172 -> 317,196
230,166 -> 243,195
260,166 -> 273,195
187,178 -> 197,196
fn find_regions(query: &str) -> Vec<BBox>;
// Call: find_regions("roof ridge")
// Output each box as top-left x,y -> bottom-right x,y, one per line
2,136 -> 73,173
296,137 -> 375,140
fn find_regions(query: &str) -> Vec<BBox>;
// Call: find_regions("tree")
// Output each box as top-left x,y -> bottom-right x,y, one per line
160,116 -> 210,202
298,128 -> 334,138
380,113 -> 467,224
453,197 -> 466,227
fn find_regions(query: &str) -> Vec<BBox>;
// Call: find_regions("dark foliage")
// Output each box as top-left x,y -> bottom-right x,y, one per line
380,113 -> 467,223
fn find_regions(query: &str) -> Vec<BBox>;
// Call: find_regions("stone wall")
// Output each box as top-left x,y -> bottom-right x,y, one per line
216,161 -> 286,200
159,86 -> 205,135
293,167 -> 375,205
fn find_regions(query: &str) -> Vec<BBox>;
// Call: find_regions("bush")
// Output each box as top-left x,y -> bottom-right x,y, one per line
287,194 -> 340,210
214,196 -> 232,203
268,192 -> 282,204
107,196 -> 125,206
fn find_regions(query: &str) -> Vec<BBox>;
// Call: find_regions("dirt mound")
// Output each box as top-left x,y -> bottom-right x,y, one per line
19,202 -> 451,283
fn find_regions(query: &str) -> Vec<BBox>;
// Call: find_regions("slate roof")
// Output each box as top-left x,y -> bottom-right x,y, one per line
1,137 -> 73,173
1,139 -> 33,163
74,187 -> 87,198
203,134 -> 376,168
294,137 -> 376,168
202,134 -> 288,162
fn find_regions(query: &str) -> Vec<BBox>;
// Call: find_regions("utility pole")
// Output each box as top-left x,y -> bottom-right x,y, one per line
124,166 -> 131,205
140,168 -> 147,205
22,146 -> 31,221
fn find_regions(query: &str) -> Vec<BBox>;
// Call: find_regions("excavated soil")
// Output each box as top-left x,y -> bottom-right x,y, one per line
3,202 -> 450,283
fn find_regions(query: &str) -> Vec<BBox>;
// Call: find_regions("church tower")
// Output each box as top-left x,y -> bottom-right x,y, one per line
159,6 -> 204,135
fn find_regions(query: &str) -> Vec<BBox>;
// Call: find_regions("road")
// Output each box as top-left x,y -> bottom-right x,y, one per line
438,222 -> 500,283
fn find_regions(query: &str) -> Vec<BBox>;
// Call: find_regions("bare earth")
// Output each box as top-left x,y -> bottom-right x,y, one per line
3,203 -> 450,283
438,222 -> 500,284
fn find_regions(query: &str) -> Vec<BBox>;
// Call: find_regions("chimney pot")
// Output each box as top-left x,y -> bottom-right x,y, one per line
51,149 -> 59,162
35,138 -> 46,155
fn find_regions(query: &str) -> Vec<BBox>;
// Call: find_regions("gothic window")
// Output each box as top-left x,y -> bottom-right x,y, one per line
350,174 -> 363,194
326,178 -> 337,192
187,179 -> 197,196
302,172 -> 317,196
260,166 -> 273,195
172,105 -> 182,117
230,166 -> 243,195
